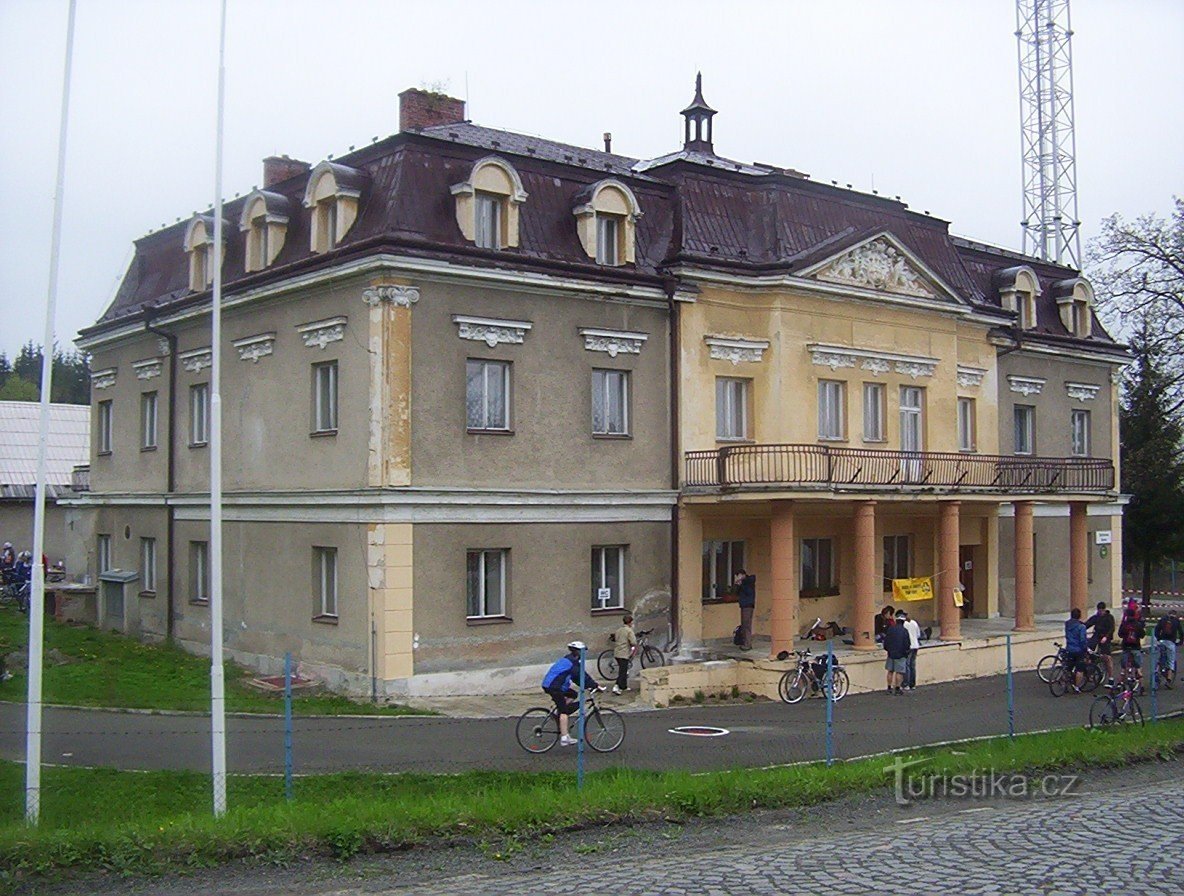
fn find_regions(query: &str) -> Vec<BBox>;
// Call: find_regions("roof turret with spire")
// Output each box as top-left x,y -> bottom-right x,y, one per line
681,73 -> 717,153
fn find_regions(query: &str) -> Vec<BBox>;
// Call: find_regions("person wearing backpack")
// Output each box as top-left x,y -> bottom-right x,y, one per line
1117,609 -> 1145,688
1153,611 -> 1182,682
734,569 -> 756,651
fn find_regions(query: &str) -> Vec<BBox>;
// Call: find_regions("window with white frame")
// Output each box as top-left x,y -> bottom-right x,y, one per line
314,546 -> 338,618
97,400 -> 113,454
312,361 -> 338,434
882,534 -> 910,591
863,382 -> 885,442
466,359 -> 511,431
189,383 -> 209,446
592,369 -> 629,436
701,539 -> 745,601
1071,409 -> 1091,457
466,549 -> 507,618
1018,291 -> 1036,329
97,534 -> 111,575
141,392 -> 158,450
591,545 -> 626,610
715,377 -> 749,441
474,192 -> 503,250
596,214 -> 622,265
818,380 -> 846,440
141,537 -> 156,592
957,397 -> 976,452
1014,405 -> 1035,455
314,196 -> 338,253
189,541 -> 208,603
801,537 -> 837,595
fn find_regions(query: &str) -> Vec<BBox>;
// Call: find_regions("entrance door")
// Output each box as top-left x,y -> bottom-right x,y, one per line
958,546 -> 975,618
900,386 -> 923,482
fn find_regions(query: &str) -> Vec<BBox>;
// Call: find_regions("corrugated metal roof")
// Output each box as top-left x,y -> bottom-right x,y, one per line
0,402 -> 90,489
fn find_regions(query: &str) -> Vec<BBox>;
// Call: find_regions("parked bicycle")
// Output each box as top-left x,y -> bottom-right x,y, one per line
778,649 -> 849,704
515,690 -> 625,753
1089,667 -> 1144,729
0,569 -> 29,613
597,628 -> 666,680
1046,646 -> 1104,696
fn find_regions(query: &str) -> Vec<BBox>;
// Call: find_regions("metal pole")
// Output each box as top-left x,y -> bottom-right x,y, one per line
1148,633 -> 1157,723
284,652 -> 293,800
209,0 -> 229,818
576,647 -> 586,789
825,639 -> 834,767
26,0 -> 77,827
1006,633 -> 1015,740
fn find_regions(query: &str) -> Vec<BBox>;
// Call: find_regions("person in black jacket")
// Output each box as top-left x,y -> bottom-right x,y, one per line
1153,611 -> 1182,682
734,570 -> 757,651
883,616 -> 911,695
1084,601 -> 1116,683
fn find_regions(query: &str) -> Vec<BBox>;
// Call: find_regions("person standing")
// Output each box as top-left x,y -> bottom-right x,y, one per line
898,610 -> 922,690
883,615 -> 910,695
735,569 -> 756,651
1084,601 -> 1116,684
611,614 -> 638,694
1063,608 -> 1089,693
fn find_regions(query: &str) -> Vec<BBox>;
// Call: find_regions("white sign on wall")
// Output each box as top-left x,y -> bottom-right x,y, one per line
1095,531 -> 1113,545
597,588 -> 613,607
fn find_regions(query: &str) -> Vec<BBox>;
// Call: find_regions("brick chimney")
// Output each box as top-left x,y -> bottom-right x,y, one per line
263,155 -> 311,188
399,88 -> 466,132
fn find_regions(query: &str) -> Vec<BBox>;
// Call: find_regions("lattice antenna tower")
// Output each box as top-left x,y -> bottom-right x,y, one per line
1016,0 -> 1082,268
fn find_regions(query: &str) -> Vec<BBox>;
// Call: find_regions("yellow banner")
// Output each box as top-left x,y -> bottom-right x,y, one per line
892,577 -> 934,602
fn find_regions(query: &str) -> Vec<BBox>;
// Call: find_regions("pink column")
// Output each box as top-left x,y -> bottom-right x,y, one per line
769,500 -> 798,658
939,500 -> 962,641
1069,502 -> 1088,615
1014,501 -> 1035,631
853,501 -> 877,650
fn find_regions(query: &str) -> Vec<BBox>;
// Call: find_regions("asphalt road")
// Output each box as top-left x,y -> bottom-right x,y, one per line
2,673 -> 1181,775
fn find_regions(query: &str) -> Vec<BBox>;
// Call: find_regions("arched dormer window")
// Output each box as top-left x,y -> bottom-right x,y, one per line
238,191 -> 292,272
573,180 -> 642,266
996,266 -> 1041,331
451,156 -> 527,250
302,161 -> 365,254
183,215 -> 226,292
1053,278 -> 1094,338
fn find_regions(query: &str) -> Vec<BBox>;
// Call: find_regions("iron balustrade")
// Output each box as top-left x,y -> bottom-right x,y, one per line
684,444 -> 1114,494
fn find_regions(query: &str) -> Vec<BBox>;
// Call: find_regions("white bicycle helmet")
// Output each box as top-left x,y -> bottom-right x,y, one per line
567,640 -> 587,652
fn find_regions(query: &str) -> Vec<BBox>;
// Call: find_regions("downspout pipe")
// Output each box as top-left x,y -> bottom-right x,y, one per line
665,278 -> 681,654
144,319 -> 177,643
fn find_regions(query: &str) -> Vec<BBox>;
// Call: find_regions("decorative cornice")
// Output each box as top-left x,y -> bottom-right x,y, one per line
814,236 -> 937,299
1065,381 -> 1101,403
91,368 -> 117,390
1008,374 -> 1046,397
452,315 -> 532,348
179,348 -> 213,373
233,332 -> 276,364
132,358 -> 163,381
155,338 -> 171,357
956,365 -> 987,390
578,327 -> 648,357
705,336 -> 770,365
362,285 -> 420,308
297,316 -> 347,350
807,343 -> 938,379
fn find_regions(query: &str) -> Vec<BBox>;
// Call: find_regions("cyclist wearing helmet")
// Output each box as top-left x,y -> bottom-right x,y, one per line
541,641 -> 603,746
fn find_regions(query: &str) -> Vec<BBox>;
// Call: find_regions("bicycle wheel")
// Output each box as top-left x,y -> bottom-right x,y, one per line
829,668 -> 850,702
1081,661 -> 1104,693
1089,696 -> 1118,729
515,708 -> 560,753
1036,654 -> 1060,683
1123,696 -> 1144,727
640,646 -> 665,669
779,670 -> 808,704
597,651 -> 618,681
1048,665 -> 1070,697
584,707 -> 625,752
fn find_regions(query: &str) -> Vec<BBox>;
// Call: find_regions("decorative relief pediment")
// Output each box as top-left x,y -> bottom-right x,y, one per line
233,333 -> 276,364
362,285 -> 420,308
1065,381 -> 1100,403
179,348 -> 213,373
705,336 -> 770,365
453,315 -> 532,348
1008,375 -> 1046,396
132,359 -> 163,381
807,344 -> 938,379
579,328 -> 648,357
297,317 -> 347,350
813,237 -> 937,299
956,365 -> 987,390
91,368 -> 117,390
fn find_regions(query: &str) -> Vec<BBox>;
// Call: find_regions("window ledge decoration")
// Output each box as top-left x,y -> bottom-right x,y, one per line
1008,375 -> 1046,396
579,327 -> 648,357
297,316 -> 347,350
362,285 -> 420,308
91,368 -> 117,390
233,333 -> 276,364
807,343 -> 938,379
956,365 -> 987,390
705,335 -> 769,365
1065,381 -> 1100,403
453,315 -> 532,348
179,348 -> 213,374
132,359 -> 162,381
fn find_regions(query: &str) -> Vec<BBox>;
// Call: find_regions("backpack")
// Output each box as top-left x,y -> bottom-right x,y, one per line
733,625 -> 744,646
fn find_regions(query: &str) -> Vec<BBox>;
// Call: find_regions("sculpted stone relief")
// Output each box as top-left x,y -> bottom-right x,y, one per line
816,238 -> 937,299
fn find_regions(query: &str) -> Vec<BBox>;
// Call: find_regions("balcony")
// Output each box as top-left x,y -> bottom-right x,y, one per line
684,444 -> 1115,495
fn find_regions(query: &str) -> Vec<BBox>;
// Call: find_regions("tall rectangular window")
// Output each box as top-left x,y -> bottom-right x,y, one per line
882,534 -> 910,591
190,383 -> 209,446
97,400 -> 113,454
189,541 -> 208,603
466,549 -> 507,618
596,214 -> 621,265
466,359 -> 511,431
141,537 -> 156,592
801,537 -> 837,594
1014,405 -> 1035,455
862,382 -> 885,441
1071,409 -> 1091,457
818,380 -> 846,440
141,392 -> 158,450
97,534 -> 111,574
475,192 -> 502,249
715,377 -> 749,441
592,369 -> 629,436
701,539 -> 745,601
957,397 -> 976,452
314,547 -> 338,618
591,546 -> 626,610
312,361 -> 338,433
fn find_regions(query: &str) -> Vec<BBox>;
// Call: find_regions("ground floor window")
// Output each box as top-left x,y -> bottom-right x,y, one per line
97,534 -> 111,575
314,546 -> 338,618
883,534 -> 911,591
591,545 -> 626,610
702,539 -> 745,601
189,541 -> 208,604
141,537 -> 156,592
467,548 -> 508,618
801,537 -> 838,597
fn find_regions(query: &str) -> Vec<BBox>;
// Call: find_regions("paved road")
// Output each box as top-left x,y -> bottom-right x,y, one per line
2,674 -> 1181,775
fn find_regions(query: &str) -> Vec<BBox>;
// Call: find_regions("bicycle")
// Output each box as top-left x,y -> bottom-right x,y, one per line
1047,647 -> 1104,697
597,628 -> 666,680
778,649 -> 849,704
1088,668 -> 1144,729
0,570 -> 29,614
515,690 -> 625,753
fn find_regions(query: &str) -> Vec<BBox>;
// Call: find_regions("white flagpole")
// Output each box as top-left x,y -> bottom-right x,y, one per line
209,0 -> 229,817
26,0 -> 77,827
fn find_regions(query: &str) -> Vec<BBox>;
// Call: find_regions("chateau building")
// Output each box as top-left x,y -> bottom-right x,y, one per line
71,79 -> 1126,693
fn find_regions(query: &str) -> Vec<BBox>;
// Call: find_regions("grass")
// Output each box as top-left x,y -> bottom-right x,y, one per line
0,609 -> 424,716
0,719 -> 1180,885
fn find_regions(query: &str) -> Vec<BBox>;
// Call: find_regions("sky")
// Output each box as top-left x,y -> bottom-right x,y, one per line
0,0 -> 1181,361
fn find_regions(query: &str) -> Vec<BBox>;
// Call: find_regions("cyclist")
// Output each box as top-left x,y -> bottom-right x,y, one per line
1153,611 -> 1182,680
1117,607 -> 1146,689
541,641 -> 603,746
1063,608 -> 1088,693
1084,601 -> 1116,683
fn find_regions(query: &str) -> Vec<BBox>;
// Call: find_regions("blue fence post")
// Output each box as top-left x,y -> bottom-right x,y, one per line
825,638 -> 834,767
1006,634 -> 1015,740
284,651 -> 294,801
1149,633 -> 1158,723
577,646 -> 586,790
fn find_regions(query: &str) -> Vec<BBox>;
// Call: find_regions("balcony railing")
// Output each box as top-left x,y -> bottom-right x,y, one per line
685,444 -> 1115,494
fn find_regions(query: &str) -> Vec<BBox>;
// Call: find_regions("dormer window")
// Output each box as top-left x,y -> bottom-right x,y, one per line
239,191 -> 291,272
452,157 -> 527,250
996,266 -> 1041,332
302,161 -> 364,254
1018,292 -> 1036,330
573,180 -> 642,267
183,216 -> 225,292
1054,278 -> 1095,338
596,214 -> 622,265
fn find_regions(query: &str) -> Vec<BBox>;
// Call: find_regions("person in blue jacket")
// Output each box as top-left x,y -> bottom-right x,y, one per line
1064,607 -> 1089,693
542,641 -> 603,746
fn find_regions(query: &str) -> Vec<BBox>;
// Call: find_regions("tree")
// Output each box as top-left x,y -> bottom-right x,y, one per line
0,342 -> 91,404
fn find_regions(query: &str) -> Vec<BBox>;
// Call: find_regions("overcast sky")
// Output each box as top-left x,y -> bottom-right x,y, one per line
1,0 -> 1181,360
